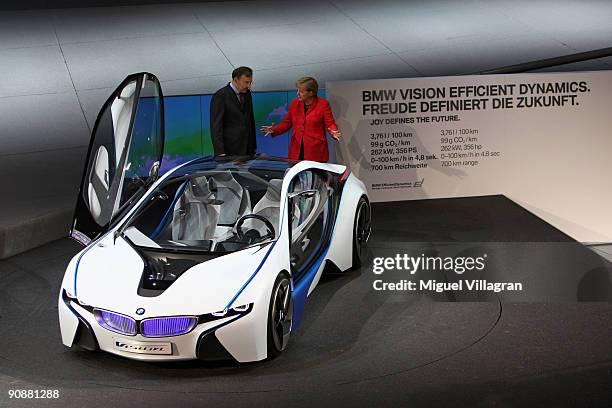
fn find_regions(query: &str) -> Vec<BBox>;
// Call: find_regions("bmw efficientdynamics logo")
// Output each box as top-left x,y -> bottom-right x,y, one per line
136,308 -> 145,315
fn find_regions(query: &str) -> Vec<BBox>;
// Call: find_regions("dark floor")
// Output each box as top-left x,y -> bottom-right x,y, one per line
0,196 -> 610,407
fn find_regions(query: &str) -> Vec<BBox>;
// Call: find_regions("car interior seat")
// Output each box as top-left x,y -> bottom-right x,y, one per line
244,178 -> 282,237
171,175 -> 220,241
207,171 -> 251,225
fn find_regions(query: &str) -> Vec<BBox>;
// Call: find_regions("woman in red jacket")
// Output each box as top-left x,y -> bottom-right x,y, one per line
261,77 -> 341,162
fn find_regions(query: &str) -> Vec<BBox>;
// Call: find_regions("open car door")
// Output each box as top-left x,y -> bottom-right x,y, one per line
71,72 -> 164,245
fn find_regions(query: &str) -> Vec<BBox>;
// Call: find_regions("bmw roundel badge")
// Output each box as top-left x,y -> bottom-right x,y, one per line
136,308 -> 145,315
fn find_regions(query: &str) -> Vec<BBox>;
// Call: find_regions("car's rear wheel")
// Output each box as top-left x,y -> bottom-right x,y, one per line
352,196 -> 371,269
267,273 -> 293,358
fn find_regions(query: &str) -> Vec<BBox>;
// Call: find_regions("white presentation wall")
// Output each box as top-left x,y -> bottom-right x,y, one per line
327,71 -> 612,243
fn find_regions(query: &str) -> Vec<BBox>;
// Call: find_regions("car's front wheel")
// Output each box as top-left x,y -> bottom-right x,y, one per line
267,273 -> 293,358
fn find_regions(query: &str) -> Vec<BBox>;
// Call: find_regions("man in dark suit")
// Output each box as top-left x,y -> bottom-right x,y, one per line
210,66 -> 257,157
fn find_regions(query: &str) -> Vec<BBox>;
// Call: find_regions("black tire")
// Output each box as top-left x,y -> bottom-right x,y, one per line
352,196 -> 371,269
267,273 -> 293,359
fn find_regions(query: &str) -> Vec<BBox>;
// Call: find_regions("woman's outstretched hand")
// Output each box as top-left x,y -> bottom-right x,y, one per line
260,124 -> 274,136
329,128 -> 342,141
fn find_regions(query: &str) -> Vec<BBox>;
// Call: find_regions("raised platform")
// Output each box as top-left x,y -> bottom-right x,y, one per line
0,146 -> 83,259
0,199 -> 73,259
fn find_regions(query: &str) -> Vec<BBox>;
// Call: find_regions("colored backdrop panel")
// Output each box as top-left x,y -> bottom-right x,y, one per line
162,95 -> 202,174
129,96 -> 163,177
253,91 -> 290,158
162,89 -> 335,172
200,95 -> 214,156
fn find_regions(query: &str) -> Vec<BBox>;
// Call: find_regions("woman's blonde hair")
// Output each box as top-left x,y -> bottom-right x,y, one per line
296,76 -> 319,96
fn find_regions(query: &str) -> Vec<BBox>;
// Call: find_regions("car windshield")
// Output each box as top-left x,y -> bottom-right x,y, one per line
122,166 -> 285,253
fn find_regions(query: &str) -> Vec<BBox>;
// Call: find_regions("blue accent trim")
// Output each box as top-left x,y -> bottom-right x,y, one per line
151,180 -> 189,239
291,244 -> 330,330
73,243 -> 95,297
224,240 -> 278,309
290,189 -> 346,330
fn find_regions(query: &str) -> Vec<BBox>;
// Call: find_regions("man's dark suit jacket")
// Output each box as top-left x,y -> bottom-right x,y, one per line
210,84 -> 257,156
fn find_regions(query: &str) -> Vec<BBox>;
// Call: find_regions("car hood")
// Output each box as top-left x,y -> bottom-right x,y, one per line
73,235 -> 269,319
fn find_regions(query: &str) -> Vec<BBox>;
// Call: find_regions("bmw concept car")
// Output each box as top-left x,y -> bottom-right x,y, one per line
58,73 -> 371,362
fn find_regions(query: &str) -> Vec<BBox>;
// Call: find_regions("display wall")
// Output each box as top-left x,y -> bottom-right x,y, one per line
327,71 -> 612,243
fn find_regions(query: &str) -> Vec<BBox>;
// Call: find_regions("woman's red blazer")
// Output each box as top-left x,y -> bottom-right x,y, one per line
271,97 -> 338,162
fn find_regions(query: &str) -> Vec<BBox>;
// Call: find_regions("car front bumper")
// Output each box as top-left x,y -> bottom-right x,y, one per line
58,290 -> 265,362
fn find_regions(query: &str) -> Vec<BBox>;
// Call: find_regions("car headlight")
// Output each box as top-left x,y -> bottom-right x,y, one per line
232,304 -> 250,312
208,303 -> 253,318
211,308 -> 229,317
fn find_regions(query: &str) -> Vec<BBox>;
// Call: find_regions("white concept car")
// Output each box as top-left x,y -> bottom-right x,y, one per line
58,73 -> 371,362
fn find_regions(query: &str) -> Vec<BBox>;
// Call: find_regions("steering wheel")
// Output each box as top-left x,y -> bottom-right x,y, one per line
235,214 -> 276,242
